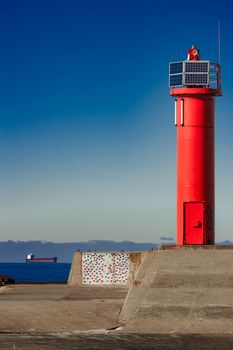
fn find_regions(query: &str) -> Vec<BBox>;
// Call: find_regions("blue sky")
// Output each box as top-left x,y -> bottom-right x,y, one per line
0,0 -> 233,242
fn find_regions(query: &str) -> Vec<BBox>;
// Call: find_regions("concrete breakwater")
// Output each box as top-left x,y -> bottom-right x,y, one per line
119,246 -> 233,333
2,245 -> 233,349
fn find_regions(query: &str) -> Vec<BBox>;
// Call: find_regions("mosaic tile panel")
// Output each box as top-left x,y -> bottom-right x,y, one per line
82,252 -> 129,285
112,252 -> 129,284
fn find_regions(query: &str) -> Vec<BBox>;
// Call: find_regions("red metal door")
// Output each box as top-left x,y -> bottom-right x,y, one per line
184,202 -> 205,244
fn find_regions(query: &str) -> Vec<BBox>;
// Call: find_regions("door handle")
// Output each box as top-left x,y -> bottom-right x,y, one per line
193,221 -> 202,228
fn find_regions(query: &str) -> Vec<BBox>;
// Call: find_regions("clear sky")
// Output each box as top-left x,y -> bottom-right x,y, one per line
1,0 -> 233,243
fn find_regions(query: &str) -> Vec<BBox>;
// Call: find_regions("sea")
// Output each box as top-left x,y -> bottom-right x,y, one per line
0,263 -> 71,283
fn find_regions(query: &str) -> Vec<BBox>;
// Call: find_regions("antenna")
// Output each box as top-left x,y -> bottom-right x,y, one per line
218,19 -> 221,65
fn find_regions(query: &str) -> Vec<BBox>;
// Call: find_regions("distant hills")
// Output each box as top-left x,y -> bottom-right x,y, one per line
0,239 -> 231,263
0,240 -> 158,263
219,240 -> 233,246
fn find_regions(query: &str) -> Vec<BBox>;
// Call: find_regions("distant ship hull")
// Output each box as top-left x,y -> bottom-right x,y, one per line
26,257 -> 57,263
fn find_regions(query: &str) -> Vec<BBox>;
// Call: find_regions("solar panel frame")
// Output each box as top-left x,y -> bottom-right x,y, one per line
184,60 -> 210,86
169,60 -> 210,87
169,61 -> 184,87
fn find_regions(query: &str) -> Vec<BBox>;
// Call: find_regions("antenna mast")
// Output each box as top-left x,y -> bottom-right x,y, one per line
218,20 -> 221,65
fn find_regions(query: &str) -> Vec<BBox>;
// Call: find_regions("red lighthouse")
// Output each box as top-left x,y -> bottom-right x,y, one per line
169,46 -> 222,245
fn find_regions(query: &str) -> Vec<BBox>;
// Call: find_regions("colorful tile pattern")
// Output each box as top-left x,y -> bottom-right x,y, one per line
82,252 -> 129,285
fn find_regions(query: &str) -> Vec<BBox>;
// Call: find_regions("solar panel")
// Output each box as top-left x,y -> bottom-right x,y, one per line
169,62 -> 184,87
184,73 -> 209,85
169,74 -> 183,87
169,60 -> 210,87
185,61 -> 209,73
170,62 -> 183,75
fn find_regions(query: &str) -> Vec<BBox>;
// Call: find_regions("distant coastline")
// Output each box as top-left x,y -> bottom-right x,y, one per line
0,240 -> 157,263
0,239 -> 230,263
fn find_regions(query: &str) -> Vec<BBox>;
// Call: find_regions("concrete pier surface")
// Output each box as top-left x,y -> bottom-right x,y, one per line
0,287 -> 233,350
0,284 -> 127,333
2,247 -> 233,349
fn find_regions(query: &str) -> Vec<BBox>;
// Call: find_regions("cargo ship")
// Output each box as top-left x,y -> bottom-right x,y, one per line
26,254 -> 57,263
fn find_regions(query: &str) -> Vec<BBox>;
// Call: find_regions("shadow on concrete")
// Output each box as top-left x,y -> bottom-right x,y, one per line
1,333 -> 233,350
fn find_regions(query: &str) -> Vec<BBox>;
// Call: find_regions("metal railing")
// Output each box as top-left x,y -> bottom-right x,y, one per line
209,63 -> 222,90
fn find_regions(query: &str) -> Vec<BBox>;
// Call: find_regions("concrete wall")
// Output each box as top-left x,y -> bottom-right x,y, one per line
119,246 -> 233,333
68,251 -> 144,287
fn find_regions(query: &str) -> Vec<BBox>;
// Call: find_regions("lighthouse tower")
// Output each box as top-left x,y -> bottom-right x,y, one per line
169,46 -> 222,245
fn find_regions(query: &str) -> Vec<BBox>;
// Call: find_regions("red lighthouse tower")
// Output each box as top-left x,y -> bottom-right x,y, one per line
169,46 -> 222,245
